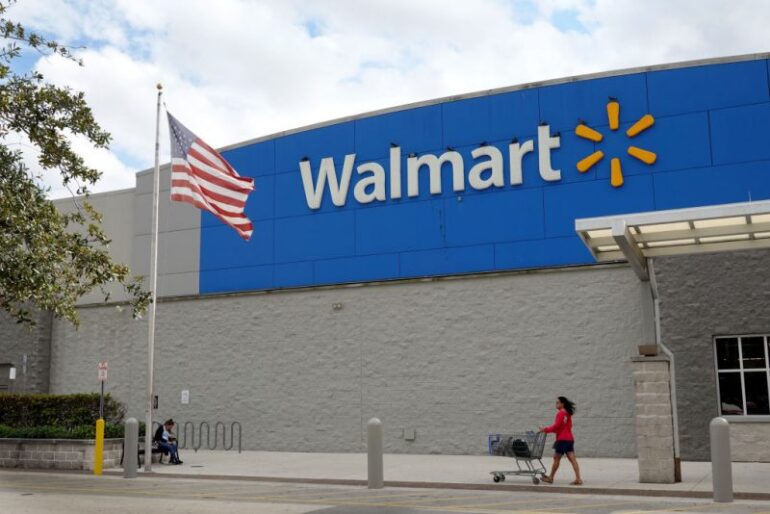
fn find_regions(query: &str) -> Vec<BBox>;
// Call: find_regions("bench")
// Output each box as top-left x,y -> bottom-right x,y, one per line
120,437 -> 168,465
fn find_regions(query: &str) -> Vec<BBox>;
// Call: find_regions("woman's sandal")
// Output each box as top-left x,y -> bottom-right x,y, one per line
541,476 -> 553,484
570,480 -> 583,486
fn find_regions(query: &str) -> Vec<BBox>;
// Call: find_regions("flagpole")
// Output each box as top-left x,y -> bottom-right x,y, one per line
145,83 -> 163,472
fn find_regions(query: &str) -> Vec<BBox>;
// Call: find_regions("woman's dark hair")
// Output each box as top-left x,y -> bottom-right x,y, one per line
558,396 -> 576,416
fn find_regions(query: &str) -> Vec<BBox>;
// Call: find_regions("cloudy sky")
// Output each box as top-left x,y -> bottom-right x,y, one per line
8,0 -> 770,197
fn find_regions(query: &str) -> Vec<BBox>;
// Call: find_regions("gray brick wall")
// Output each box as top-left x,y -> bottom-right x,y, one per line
0,310 -> 52,393
0,439 -> 123,470
47,265 -> 653,457
654,249 -> 770,461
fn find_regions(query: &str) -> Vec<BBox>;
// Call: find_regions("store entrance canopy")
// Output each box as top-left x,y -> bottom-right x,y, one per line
575,200 -> 770,281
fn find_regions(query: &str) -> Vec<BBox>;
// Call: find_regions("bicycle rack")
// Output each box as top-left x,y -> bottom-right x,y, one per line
195,421 -> 210,452
177,420 -> 241,453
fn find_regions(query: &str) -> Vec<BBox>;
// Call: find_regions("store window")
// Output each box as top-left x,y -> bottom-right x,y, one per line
714,336 -> 770,416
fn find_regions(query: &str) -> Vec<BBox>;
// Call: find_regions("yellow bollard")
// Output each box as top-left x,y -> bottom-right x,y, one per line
93,418 -> 104,475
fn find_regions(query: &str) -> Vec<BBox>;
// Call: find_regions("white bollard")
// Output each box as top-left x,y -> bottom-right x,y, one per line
123,418 -> 139,479
710,417 -> 733,503
367,418 -> 384,489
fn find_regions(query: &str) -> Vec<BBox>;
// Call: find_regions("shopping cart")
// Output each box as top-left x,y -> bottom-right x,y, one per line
488,431 -> 547,484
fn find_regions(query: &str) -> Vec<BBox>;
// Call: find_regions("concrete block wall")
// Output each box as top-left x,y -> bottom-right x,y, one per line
0,310 -> 52,393
654,248 -> 770,461
0,439 -> 122,470
632,357 -> 676,483
730,423 -> 770,462
48,265 -> 653,457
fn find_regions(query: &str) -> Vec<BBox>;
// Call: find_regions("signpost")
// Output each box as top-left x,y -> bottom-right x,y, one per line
94,361 -> 108,476
97,361 -> 108,418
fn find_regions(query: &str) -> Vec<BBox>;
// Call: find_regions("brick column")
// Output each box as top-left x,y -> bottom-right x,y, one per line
632,355 -> 676,483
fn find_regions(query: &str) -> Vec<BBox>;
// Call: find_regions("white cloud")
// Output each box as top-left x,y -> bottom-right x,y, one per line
7,0 -> 770,197
8,130 -> 135,199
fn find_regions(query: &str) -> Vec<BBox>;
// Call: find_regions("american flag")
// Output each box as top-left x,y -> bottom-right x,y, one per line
167,112 -> 255,240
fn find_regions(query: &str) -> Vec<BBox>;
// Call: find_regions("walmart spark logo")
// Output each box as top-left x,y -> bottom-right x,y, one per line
575,99 -> 656,187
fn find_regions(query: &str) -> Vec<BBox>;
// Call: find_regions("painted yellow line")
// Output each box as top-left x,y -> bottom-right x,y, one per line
202,487 -> 402,502
442,497 -> 561,510
184,493 -> 554,514
385,493 -> 519,505
0,480 -> 264,498
0,481 -> 285,501
0,485 -> 171,494
314,489 -> 450,502
620,501 -> 735,514
0,483 -> 192,497
212,486 -> 348,500
526,499 -> 638,512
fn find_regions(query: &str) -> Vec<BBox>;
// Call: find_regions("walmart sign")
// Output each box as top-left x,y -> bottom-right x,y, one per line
299,99 -> 659,209
200,56 -> 770,294
300,124 -> 562,209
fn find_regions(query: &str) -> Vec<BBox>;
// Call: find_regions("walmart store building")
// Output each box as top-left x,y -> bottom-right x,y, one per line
3,54 -> 770,474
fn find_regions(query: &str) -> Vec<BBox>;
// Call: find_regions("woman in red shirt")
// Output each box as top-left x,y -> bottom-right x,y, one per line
539,396 -> 583,485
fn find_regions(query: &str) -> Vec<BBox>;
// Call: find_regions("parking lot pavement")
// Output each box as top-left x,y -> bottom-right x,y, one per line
2,470 -> 770,514
138,451 -> 770,498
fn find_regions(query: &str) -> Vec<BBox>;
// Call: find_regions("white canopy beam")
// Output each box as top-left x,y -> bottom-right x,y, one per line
575,199 -> 770,281
611,220 -> 648,281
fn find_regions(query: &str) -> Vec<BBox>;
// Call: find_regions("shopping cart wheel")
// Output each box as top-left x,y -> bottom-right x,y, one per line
492,474 -> 501,483
500,474 -> 505,481
532,476 -> 540,485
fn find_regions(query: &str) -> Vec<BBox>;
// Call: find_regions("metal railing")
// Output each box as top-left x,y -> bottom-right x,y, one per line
178,421 -> 241,453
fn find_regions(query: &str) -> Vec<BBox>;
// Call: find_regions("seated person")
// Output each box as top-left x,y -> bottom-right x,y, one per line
153,418 -> 183,464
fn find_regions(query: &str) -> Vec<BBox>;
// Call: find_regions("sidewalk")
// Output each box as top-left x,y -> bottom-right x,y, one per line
117,451 -> 770,499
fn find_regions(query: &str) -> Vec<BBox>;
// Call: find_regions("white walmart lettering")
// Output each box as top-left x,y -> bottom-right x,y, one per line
300,124 -> 560,210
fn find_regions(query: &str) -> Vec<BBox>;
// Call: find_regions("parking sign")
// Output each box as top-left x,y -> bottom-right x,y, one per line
97,361 -> 108,382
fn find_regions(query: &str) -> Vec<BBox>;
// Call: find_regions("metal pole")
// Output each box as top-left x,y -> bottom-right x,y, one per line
145,83 -> 163,472
367,418 -> 383,489
99,381 -> 104,420
124,418 -> 138,478
710,417 -> 733,503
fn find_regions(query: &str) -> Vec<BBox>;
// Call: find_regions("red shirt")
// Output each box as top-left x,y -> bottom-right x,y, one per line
543,409 -> 574,441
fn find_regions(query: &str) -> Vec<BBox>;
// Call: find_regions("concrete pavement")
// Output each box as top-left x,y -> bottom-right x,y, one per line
4,469 -> 770,514
114,451 -> 770,499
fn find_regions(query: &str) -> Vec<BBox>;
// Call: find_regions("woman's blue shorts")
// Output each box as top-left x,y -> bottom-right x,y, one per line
553,440 -> 575,455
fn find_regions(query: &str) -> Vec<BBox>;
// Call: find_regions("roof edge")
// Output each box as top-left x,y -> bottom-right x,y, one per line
51,186 -> 136,204
137,51 -> 770,177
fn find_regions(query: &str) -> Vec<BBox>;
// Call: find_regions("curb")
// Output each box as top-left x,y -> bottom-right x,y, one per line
100,470 -> 770,501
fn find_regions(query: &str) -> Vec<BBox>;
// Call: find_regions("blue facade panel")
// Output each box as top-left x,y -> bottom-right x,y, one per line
200,219 -> 273,270
538,73 -> 648,132
274,211 -> 355,262
198,56 -> 770,295
200,265 -> 273,294
315,254 -> 400,284
647,60 -> 769,116
494,236 -> 594,270
653,162 -> 770,210
442,89 -> 539,148
355,105 -> 443,161
443,189 -> 544,246
710,103 -> 770,165
274,261 -> 314,288
221,139 -> 275,177
274,121 -> 355,173
400,245 -> 495,277
355,200 -> 443,254
543,176 -> 655,238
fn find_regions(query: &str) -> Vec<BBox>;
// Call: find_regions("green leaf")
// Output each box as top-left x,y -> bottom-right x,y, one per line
0,1 -> 148,326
